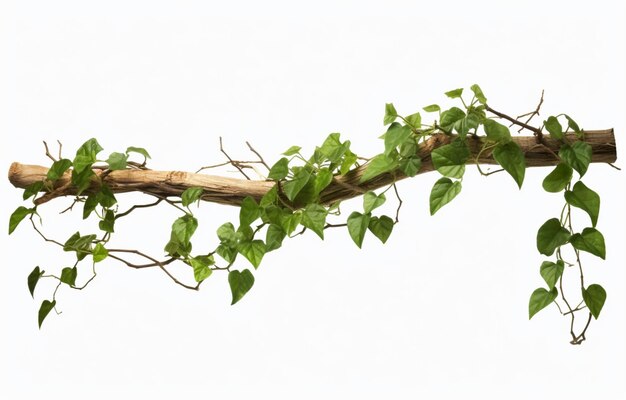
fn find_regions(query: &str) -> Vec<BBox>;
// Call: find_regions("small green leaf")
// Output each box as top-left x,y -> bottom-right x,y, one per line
166,215 -> 198,256
570,228 -> 606,259
60,266 -> 77,286
38,300 -> 56,328
439,107 -> 466,133
405,112 -> 422,129
239,197 -> 260,226
470,84 -> 487,104
23,181 -> 44,201
63,232 -> 96,260
319,133 -> 349,163
313,168 -> 333,195
582,284 -> 606,319
282,145 -> 302,156
238,240 -> 266,269
384,103 -> 398,125
268,157 -> 289,180
301,203 -> 328,239
384,124 -> 413,155
46,159 -> 72,181
564,115 -> 581,134
217,222 -> 236,243
190,255 -> 214,283
216,244 -> 237,264
9,206 -> 34,234
126,146 -> 151,160
423,104 -> 440,113
73,138 -> 103,173
99,210 -> 115,233
265,224 -> 286,252
445,88 -> 464,99
347,212 -> 371,248
93,243 -> 108,263
228,269 -> 255,305
283,168 -> 311,201
83,193 -> 100,219
368,215 -> 394,244
544,116 -> 563,140
71,168 -> 95,195
99,185 -> 117,208
431,140 -> 470,178
493,141 -> 526,188
559,141 -> 592,177
106,152 -> 128,170
27,266 -> 44,298
539,260 -> 564,290
363,191 -> 386,214
181,187 -> 204,207
399,156 -> 422,177
565,181 -> 600,227
529,287 -> 558,319
360,154 -> 398,183
536,218 -> 570,256
542,163 -> 573,193
260,185 -> 278,207
429,178 -> 462,215
339,150 -> 358,175
281,212 -> 302,235
483,119 -> 511,142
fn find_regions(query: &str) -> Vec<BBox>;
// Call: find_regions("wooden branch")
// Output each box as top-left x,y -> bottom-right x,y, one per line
8,130 -> 617,207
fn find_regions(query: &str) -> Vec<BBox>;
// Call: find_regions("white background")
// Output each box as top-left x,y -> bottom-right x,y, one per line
1,1 -> 625,398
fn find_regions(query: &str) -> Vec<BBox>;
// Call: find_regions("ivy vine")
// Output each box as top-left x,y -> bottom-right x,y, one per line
8,85 -> 616,344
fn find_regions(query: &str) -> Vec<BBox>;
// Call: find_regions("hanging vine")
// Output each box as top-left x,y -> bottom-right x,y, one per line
7,85 -> 618,344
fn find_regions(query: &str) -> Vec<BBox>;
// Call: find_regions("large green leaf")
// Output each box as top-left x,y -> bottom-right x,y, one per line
46,159 -> 72,181
228,269 -> 255,305
38,300 -> 56,328
368,215 -> 394,244
405,112 -> 421,129
190,255 -> 214,283
301,203 -> 328,239
313,168 -> 333,196
483,119 -> 511,142
439,107 -> 466,133
570,228 -> 605,259
73,138 -> 103,173
363,191 -> 386,214
565,181 -> 600,227
582,284 -> 606,319
265,224 -> 286,252
238,240 -> 266,269
539,260 -> 564,290
431,140 -> 470,178
529,287 -> 558,319
71,167 -> 95,195
542,163 -> 573,193
268,157 -> 289,180
9,206 -> 34,234
559,142 -> 592,177
106,152 -> 128,170
399,156 -> 422,177
492,141 -> 526,188
181,187 -> 204,207
360,154 -> 397,182
239,197 -> 260,226
319,133 -> 349,163
63,232 -> 96,261
23,181 -> 44,200
27,266 -> 44,298
283,168 -> 311,201
384,124 -> 412,155
384,103 -> 398,125
544,116 -> 563,140
347,212 -> 371,248
429,178 -> 462,215
536,218 -> 570,256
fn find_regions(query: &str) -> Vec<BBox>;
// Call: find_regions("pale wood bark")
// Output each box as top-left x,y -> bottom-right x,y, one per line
8,130 -> 617,207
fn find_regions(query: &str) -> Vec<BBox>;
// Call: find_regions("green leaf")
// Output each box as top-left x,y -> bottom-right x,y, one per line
238,240 -> 266,269
71,167 -> 95,195
431,140 -> 470,178
570,228 -> 606,259
281,212 -> 302,235
283,168 -> 311,201
216,244 -> 237,264
27,266 -> 44,298
445,88 -> 464,98
564,115 -> 581,134
38,300 -> 56,328
470,84 -> 487,104
399,156 -> 422,177
106,152 -> 128,170
483,119 -> 511,142
181,187 -> 204,207
23,181 -> 44,200
126,146 -> 151,160
423,104 -> 440,113
268,157 -> 289,180
582,284 -> 606,319
9,206 -> 34,234
190,255 -> 214,283
265,224 -> 286,252
429,178 -> 462,215
384,103 -> 398,125
544,116 -> 563,140
217,222 -> 236,243
384,125 -> 413,155
63,232 -> 96,260
528,287 -> 558,319
339,150 -> 358,175
565,181 -> 600,227
559,141 -> 592,177
347,212 -> 371,248
360,154 -> 398,183
93,243 -> 108,263
493,141 -> 526,188
239,197 -> 260,226
99,185 -> 117,208
320,133 -> 349,163
455,113 -> 480,138
228,269 -> 255,305
73,138 -> 103,173
539,260 -> 564,290
439,107 -> 466,133
282,145 -> 301,156
536,218 -> 570,256
99,210 -> 115,233
301,204 -> 328,239
46,159 -> 72,181
363,191 -> 386,214
313,168 -> 333,195
260,185 -> 278,207
542,163 -> 573,193
405,112 -> 421,129
368,215 -> 394,244
60,266 -> 77,286
83,193 -> 100,219
171,215 -> 198,245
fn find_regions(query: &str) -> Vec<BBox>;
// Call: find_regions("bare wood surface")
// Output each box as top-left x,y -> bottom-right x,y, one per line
8,130 -> 617,207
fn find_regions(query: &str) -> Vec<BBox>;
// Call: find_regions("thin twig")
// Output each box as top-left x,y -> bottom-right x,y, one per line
43,141 -> 58,162
485,105 -> 543,140
246,141 -> 270,171
515,90 -> 544,132
392,183 -> 403,224
219,137 -> 251,180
